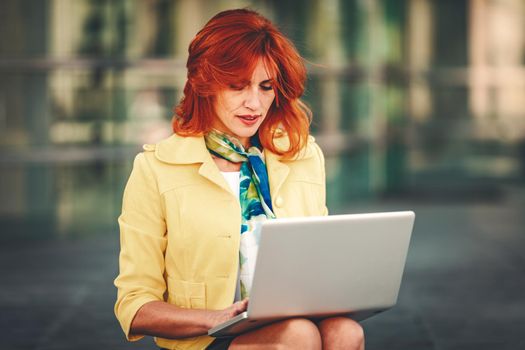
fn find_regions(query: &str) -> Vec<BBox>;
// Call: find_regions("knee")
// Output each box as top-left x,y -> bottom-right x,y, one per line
318,317 -> 365,349
277,318 -> 322,350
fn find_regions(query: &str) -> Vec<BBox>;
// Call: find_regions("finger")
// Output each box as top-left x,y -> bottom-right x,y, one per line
232,301 -> 247,314
238,299 -> 248,311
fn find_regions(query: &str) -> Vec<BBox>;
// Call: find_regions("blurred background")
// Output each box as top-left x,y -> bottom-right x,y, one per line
0,0 -> 524,349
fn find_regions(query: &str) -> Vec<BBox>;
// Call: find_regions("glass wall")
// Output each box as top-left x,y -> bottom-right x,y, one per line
1,0 -> 524,240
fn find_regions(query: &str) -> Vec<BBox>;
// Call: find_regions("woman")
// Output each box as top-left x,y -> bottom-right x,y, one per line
114,8 -> 365,350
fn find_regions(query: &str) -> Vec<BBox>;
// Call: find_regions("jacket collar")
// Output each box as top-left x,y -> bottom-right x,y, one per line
154,134 -> 210,165
154,133 -> 314,199
154,133 -> 315,165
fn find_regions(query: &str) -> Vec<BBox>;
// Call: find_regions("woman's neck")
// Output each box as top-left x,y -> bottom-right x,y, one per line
231,135 -> 251,149
210,128 -> 251,149
212,155 -> 242,172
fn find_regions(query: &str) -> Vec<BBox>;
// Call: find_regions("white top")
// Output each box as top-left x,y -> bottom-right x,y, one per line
221,171 -> 241,198
220,171 -> 242,302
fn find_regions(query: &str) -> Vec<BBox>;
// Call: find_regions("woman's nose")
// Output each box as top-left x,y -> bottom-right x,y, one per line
243,87 -> 262,110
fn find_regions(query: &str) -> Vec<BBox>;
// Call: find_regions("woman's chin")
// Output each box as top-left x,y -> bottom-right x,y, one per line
231,125 -> 261,139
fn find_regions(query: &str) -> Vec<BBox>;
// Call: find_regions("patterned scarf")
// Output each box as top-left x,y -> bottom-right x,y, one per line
204,130 -> 275,298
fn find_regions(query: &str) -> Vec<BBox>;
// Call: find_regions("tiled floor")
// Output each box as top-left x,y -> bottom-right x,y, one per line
1,185 -> 524,349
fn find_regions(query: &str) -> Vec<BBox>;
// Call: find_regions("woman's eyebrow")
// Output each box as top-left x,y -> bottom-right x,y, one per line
259,79 -> 273,84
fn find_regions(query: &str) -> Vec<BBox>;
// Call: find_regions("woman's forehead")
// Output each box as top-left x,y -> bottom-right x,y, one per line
251,60 -> 274,81
219,56 -> 277,85
243,58 -> 276,81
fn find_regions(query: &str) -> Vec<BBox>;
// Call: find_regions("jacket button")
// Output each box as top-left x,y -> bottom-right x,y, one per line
142,144 -> 156,152
275,196 -> 284,208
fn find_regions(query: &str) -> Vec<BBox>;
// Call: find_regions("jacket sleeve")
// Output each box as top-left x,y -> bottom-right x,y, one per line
114,152 -> 167,341
312,141 -> 329,216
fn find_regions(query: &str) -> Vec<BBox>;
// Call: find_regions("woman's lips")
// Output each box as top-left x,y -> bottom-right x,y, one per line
237,115 -> 261,126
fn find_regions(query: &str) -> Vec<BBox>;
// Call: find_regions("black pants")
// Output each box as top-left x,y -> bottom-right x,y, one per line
160,337 -> 234,350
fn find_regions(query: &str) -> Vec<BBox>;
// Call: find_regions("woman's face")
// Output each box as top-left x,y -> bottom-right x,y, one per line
213,59 -> 275,147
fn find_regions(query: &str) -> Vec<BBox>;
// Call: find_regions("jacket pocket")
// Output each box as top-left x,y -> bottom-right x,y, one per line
167,277 -> 206,309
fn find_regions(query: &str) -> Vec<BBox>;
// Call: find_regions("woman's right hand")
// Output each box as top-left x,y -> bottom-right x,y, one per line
208,298 -> 249,328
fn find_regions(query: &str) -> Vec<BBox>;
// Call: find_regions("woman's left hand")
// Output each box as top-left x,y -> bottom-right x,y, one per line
207,298 -> 249,328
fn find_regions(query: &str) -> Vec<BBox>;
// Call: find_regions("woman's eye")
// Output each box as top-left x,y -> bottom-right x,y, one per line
260,84 -> 273,91
229,84 -> 245,91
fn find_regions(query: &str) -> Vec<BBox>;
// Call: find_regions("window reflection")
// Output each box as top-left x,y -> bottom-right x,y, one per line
0,0 -> 524,239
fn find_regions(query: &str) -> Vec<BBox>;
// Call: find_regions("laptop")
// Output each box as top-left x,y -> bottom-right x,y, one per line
208,210 -> 415,337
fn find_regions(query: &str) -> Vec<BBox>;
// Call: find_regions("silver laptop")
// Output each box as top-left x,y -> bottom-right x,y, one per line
208,211 -> 415,337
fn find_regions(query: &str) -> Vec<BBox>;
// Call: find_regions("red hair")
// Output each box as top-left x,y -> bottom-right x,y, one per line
172,8 -> 311,158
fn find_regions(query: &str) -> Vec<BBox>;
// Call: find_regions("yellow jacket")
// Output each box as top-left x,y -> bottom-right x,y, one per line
114,133 -> 328,350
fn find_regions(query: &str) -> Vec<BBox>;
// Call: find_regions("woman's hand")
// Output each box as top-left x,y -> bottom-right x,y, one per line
131,299 -> 249,339
208,298 -> 249,328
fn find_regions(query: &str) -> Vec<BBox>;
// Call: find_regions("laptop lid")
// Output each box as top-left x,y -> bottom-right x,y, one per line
246,211 -> 415,320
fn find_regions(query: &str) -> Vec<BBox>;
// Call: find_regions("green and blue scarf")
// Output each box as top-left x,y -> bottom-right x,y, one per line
204,130 -> 275,299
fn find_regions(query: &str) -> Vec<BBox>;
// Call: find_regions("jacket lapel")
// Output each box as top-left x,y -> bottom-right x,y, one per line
154,134 -> 236,196
264,134 -> 316,200
264,150 -> 290,201
198,157 -> 235,196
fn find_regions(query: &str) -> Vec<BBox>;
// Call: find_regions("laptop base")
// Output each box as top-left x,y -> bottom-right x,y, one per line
208,308 -> 389,338
208,312 -> 281,338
